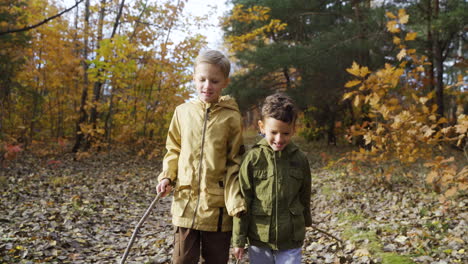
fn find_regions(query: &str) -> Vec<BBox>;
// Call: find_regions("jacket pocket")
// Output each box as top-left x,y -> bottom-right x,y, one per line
289,205 -> 305,242
253,169 -> 273,203
205,187 -> 225,208
172,186 -> 191,217
287,168 -> 303,194
249,203 -> 271,242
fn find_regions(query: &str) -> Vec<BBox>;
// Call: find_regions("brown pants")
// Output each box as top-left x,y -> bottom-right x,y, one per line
172,227 -> 232,264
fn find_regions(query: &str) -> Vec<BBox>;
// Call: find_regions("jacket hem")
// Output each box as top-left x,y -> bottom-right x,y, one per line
173,219 -> 233,232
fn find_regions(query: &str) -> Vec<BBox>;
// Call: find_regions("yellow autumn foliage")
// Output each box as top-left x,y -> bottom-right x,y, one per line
343,10 -> 467,198
223,4 -> 287,52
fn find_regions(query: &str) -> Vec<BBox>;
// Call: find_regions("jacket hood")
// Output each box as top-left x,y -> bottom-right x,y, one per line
194,95 -> 240,112
254,138 -> 299,155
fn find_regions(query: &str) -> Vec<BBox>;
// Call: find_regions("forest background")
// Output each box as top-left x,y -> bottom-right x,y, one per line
0,0 -> 467,263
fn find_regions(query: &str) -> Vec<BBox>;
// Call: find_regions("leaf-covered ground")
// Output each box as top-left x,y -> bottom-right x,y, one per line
0,148 -> 466,264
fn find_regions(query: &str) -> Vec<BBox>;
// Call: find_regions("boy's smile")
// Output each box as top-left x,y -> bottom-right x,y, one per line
258,117 -> 295,151
194,62 -> 230,104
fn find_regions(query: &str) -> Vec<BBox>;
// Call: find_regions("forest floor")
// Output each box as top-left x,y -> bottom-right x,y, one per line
0,134 -> 466,264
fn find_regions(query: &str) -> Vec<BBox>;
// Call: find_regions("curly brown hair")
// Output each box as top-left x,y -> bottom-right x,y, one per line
261,93 -> 298,124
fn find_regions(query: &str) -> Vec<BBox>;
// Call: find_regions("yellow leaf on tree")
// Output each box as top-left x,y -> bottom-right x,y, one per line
397,49 -> 407,61
389,98 -> 399,105
398,9 -> 409,24
424,127 -> 435,137
455,122 -> 468,134
405,32 -> 418,41
386,12 -> 397,19
393,36 -> 401,45
399,14 -> 409,24
345,80 -> 362,88
422,106 -> 429,114
343,91 -> 355,101
419,97 -> 429,104
369,94 -> 380,107
354,95 -> 361,107
386,20 -> 400,33
346,61 -> 361,77
360,66 -> 370,77
437,117 -> 448,124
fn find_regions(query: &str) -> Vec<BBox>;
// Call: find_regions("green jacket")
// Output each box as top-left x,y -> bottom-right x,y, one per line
158,96 -> 246,232
232,139 -> 312,250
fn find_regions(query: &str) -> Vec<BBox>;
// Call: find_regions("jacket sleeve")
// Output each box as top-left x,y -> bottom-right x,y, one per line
224,112 -> 247,216
301,154 -> 312,227
232,153 -> 253,248
157,108 -> 181,184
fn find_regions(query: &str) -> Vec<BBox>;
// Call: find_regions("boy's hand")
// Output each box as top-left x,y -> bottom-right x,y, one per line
235,210 -> 246,218
156,178 -> 172,197
233,247 -> 244,260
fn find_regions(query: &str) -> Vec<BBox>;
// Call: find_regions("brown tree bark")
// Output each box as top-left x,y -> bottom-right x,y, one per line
72,0 -> 91,153
432,0 -> 445,117
89,0 -> 107,128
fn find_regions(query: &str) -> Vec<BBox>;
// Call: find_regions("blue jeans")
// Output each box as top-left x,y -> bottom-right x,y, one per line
248,245 -> 302,264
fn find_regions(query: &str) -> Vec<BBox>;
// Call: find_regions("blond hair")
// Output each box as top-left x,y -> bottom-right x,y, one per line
195,50 -> 231,78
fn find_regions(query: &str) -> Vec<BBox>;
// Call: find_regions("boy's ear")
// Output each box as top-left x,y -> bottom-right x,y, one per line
223,77 -> 230,89
258,120 -> 264,133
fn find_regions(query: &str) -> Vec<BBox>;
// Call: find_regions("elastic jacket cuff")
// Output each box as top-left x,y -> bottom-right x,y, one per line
228,205 -> 247,217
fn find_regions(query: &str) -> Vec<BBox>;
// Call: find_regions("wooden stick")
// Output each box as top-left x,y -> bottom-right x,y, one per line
311,225 -> 344,248
120,192 -> 162,264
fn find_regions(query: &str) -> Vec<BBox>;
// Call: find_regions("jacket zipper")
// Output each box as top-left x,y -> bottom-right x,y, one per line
191,106 -> 210,228
274,151 -> 278,249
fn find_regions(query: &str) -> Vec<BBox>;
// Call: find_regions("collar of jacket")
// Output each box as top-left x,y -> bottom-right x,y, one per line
193,95 -> 240,112
253,138 -> 299,156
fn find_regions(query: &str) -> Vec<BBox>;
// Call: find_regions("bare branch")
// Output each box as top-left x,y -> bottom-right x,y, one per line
0,0 -> 84,36
110,0 -> 126,38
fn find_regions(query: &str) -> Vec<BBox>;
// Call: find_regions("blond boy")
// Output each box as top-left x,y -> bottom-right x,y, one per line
157,50 -> 246,263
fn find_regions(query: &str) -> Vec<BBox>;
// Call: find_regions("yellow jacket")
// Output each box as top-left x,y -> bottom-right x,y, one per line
158,96 -> 246,232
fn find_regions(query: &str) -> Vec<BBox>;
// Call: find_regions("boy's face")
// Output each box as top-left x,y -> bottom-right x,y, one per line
258,117 -> 295,151
194,62 -> 229,104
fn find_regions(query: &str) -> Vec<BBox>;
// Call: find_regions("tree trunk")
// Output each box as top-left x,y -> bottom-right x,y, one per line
89,0 -> 107,130
352,0 -> 370,66
129,0 -> 149,42
104,91 -> 114,143
283,67 -> 291,90
327,105 -> 337,146
72,0 -> 91,153
142,83 -> 154,137
426,0 -> 435,93
88,0 -> 124,148
432,0 -> 444,118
